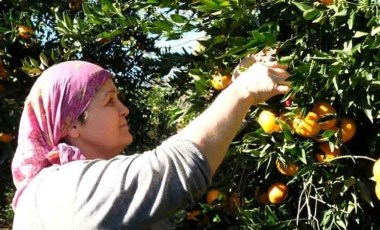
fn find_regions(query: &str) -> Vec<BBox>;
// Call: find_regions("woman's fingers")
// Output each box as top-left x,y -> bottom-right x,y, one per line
275,84 -> 291,94
268,67 -> 290,81
264,61 -> 288,70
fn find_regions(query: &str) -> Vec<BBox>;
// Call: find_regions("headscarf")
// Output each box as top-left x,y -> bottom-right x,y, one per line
11,61 -> 112,208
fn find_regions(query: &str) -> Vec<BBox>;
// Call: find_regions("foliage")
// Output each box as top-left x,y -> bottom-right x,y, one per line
143,0 -> 380,229
2,0 -> 380,229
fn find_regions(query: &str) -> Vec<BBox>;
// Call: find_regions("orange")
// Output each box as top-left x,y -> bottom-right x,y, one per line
268,182 -> 288,204
206,189 -> 225,205
186,209 -> 201,221
211,73 -> 231,90
376,183 -> 380,201
320,0 -> 334,5
292,112 -> 321,137
69,0 -> 82,11
340,118 -> 356,143
275,159 -> 299,176
315,143 -> 341,163
186,209 -> 209,225
0,133 -> 13,143
257,110 -> 281,134
311,102 -> 337,130
373,159 -> 380,182
18,25 -> 34,39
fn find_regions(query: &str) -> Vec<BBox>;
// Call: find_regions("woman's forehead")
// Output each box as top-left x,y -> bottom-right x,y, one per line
95,79 -> 117,96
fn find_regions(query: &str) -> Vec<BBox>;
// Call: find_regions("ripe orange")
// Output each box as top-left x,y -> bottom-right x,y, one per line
292,112 -> 321,137
375,183 -> 380,201
275,159 -> 299,176
373,159 -> 380,182
257,110 -> 281,134
0,133 -> 13,143
211,73 -> 231,90
18,25 -> 34,39
186,209 -> 201,221
315,143 -> 341,163
206,189 -> 225,205
340,118 -> 356,143
320,0 -> 334,5
186,209 -> 209,225
69,0 -> 82,11
311,102 -> 337,130
268,182 -> 288,204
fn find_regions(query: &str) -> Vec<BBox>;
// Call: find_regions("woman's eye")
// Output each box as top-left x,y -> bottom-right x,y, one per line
107,98 -> 115,106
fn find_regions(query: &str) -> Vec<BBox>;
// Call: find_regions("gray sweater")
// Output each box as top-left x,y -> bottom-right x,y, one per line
12,137 -> 212,229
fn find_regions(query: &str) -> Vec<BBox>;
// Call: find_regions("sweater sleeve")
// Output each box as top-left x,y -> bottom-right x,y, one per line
71,136 -> 212,229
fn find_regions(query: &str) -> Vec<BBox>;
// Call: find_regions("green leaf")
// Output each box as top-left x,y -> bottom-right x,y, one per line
153,20 -> 172,32
371,26 -> 380,36
39,52 -> 49,67
353,31 -> 368,38
63,13 -> 73,30
357,181 -> 373,206
170,14 -> 187,24
303,9 -> 320,20
292,2 -> 313,11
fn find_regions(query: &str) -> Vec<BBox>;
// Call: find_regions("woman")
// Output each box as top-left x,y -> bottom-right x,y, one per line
11,58 -> 289,229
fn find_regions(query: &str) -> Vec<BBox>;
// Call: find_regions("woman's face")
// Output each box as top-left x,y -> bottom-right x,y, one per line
68,79 -> 133,159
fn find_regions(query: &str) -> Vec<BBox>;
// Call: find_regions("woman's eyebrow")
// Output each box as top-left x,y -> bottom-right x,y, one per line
105,88 -> 117,95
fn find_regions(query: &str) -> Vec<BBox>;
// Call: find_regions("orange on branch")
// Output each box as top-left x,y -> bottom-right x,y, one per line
316,143 -> 341,163
375,183 -> 380,201
186,209 -> 201,221
206,189 -> 225,205
268,182 -> 288,204
0,133 -> 13,143
257,110 -> 281,134
211,73 -> 231,90
340,118 -> 356,143
319,0 -> 334,5
311,102 -> 337,130
292,112 -> 321,138
373,159 -> 380,182
275,159 -> 299,176
18,25 -> 34,39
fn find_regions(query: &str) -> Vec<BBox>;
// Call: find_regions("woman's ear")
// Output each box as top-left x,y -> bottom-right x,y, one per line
66,122 -> 80,139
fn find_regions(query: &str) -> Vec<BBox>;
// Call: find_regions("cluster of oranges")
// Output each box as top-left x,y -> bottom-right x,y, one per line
258,101 -> 356,163
255,101 -> 357,204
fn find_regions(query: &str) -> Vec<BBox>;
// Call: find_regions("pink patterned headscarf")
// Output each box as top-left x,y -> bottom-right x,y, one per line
11,61 -> 112,208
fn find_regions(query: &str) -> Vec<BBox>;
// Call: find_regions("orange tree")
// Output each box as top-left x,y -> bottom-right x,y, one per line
2,0 -> 380,229
140,0 -> 380,229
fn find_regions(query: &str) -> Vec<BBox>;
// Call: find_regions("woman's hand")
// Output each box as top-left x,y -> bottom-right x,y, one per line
231,53 -> 290,105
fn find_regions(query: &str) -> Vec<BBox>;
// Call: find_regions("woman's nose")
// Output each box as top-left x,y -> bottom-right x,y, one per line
118,101 -> 129,116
